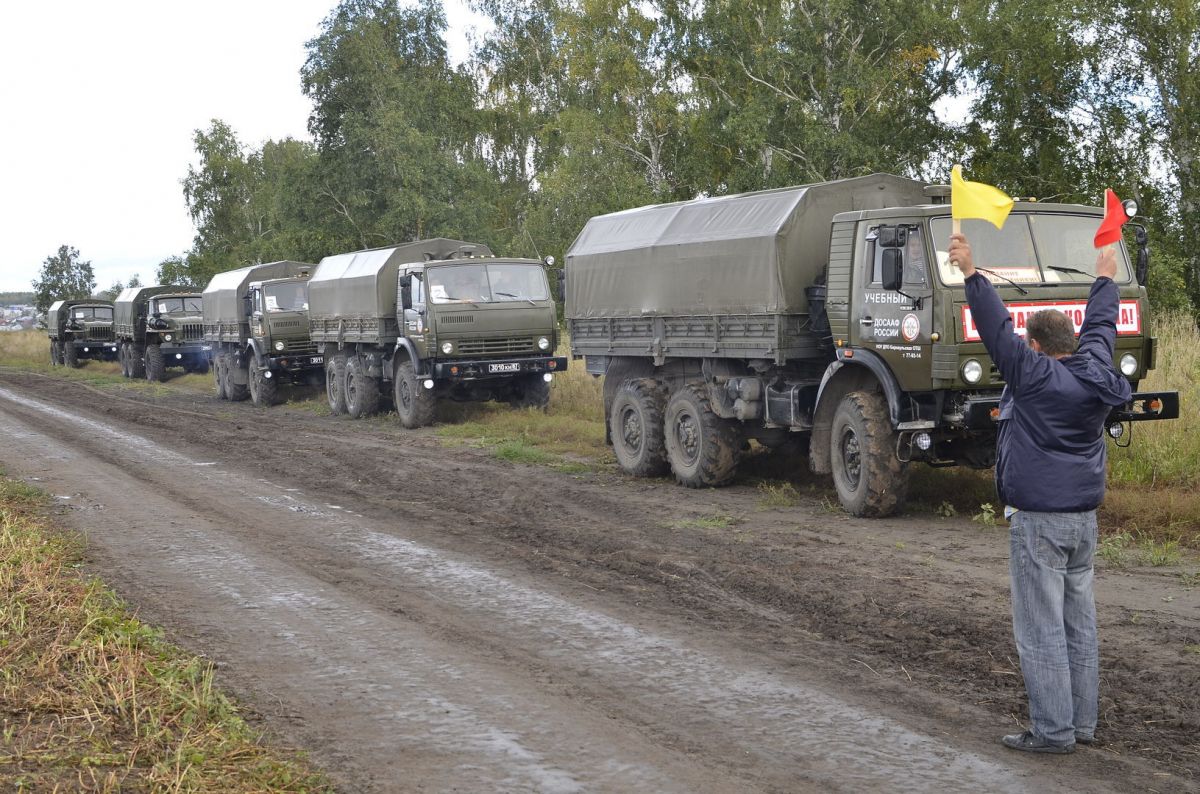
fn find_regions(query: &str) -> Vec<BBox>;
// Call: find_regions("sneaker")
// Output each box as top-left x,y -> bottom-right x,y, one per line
1002,731 -> 1075,754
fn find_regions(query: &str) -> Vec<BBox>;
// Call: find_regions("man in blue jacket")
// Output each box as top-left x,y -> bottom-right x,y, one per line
948,232 -> 1131,754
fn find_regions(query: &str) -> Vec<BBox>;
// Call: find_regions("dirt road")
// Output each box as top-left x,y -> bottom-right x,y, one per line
0,370 -> 1195,792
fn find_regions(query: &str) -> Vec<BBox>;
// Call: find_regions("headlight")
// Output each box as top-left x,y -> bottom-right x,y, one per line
537,336 -> 551,351
163,333 -> 172,341
274,341 -> 285,351
441,341 -> 453,354
962,359 -> 984,384
1119,353 -> 1137,377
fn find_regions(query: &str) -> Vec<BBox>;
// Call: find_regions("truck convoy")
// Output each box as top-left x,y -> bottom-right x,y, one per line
202,260 -> 322,406
114,286 -> 208,380
308,238 -> 566,425
47,299 -> 118,368
565,174 -> 1179,517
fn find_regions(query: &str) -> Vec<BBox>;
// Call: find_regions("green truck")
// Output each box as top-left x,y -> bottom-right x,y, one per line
566,174 -> 1179,516
202,261 -> 322,406
47,299 -> 118,367
308,238 -> 566,425
114,286 -> 208,380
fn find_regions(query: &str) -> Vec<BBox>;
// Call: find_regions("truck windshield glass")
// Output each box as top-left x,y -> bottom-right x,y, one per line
427,263 -> 549,304
152,297 -> 202,314
264,282 -> 309,312
930,214 -> 1131,286
72,307 -> 112,320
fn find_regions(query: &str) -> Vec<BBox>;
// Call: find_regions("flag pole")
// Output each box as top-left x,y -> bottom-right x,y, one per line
952,163 -> 961,236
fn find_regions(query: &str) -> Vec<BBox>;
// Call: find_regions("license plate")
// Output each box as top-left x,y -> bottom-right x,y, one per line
310,356 -> 324,365
488,362 -> 521,373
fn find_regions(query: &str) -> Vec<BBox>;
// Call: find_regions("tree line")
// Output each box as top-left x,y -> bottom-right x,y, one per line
39,0 -> 1200,318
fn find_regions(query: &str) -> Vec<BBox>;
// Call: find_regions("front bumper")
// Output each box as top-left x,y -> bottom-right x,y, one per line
268,352 -> 325,372
960,391 -> 1180,430
432,355 -> 567,382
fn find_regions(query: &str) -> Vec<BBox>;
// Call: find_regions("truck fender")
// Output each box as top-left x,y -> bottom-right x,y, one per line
392,339 -> 424,378
247,339 -> 266,368
809,351 -> 905,475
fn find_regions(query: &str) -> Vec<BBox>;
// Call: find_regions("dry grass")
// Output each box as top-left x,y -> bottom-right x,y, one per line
0,473 -> 329,792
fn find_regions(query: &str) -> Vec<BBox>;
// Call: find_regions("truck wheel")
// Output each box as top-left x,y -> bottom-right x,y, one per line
664,382 -> 740,488
63,342 -> 80,368
830,391 -> 909,518
325,354 -> 348,415
508,373 -> 551,410
393,359 -> 435,428
129,345 -> 146,378
610,379 -> 668,477
50,341 -> 60,367
345,355 -> 380,418
118,343 -> 128,377
213,353 -> 228,400
225,356 -> 249,402
190,357 -> 210,375
144,345 -> 165,382
248,358 -> 279,407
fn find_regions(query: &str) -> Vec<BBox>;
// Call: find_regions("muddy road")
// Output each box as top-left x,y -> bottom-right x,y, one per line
0,370 -> 1196,792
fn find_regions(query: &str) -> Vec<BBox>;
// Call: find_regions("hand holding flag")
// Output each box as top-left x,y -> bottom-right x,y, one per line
1094,188 -> 1130,248
951,165 -> 1014,233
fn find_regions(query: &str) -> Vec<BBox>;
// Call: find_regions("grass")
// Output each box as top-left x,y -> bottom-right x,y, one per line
668,514 -> 738,530
0,472 -> 328,791
756,481 -> 802,509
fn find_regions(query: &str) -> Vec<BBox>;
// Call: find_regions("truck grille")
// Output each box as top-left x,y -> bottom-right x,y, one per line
86,326 -> 114,341
455,337 -> 535,356
180,323 -> 204,341
282,340 -> 318,356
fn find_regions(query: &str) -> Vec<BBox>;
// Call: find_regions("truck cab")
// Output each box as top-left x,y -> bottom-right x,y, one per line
245,276 -> 320,368
48,300 -> 118,367
143,292 -> 208,378
821,203 -> 1173,478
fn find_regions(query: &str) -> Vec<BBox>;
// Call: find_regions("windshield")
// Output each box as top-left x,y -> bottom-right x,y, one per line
152,296 -> 202,314
427,263 -> 550,305
930,214 -> 1132,286
264,281 -> 309,312
72,306 -> 112,320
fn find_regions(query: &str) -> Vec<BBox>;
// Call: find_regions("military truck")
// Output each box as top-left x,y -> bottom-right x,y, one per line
47,299 -> 118,367
202,260 -> 321,406
114,286 -> 208,380
308,238 -> 566,425
566,174 -> 1179,517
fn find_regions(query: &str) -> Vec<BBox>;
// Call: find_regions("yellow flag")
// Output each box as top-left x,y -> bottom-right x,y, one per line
951,165 -> 1014,229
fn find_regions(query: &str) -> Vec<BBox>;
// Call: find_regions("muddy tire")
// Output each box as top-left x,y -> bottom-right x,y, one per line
118,343 -> 129,377
224,355 -> 249,402
248,358 -> 280,407
50,341 -> 60,367
345,355 -> 380,419
609,379 -> 668,477
63,341 -> 80,368
144,345 -> 165,382
393,359 -> 435,429
214,353 -> 228,400
830,390 -> 909,518
325,353 -> 348,415
663,382 -> 741,488
128,345 -> 145,378
508,373 -> 551,410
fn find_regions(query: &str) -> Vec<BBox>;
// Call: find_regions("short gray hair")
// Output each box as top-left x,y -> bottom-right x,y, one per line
1027,310 -> 1077,356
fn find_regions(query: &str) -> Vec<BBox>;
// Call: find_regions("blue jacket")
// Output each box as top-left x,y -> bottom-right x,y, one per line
965,273 -> 1131,512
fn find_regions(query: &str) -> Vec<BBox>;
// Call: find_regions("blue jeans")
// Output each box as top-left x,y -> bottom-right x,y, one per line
1008,509 -> 1098,746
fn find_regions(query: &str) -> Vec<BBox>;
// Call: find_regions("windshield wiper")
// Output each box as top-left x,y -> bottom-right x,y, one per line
975,267 -> 1029,295
1046,265 -> 1093,280
495,291 -> 537,306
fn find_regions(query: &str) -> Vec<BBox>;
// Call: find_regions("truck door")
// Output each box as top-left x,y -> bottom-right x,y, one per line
401,269 -> 430,359
849,221 -> 934,391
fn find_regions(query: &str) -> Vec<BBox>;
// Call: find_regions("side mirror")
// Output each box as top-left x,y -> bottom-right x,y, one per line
881,249 -> 904,291
243,294 -> 254,317
877,225 -> 908,248
399,274 -> 413,311
1131,224 -> 1149,287
555,270 -> 565,302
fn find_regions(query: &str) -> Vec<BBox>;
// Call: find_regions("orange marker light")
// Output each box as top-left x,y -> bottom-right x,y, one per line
843,349 -> 854,358
990,408 -> 1001,421
1149,399 -> 1162,412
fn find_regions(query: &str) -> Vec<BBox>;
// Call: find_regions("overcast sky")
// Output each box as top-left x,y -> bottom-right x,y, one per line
0,0 -> 488,294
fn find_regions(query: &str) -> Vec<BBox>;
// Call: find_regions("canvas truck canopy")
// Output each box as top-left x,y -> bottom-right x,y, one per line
309,239 -> 493,321
202,261 -> 314,325
114,286 -> 180,332
565,173 -> 929,318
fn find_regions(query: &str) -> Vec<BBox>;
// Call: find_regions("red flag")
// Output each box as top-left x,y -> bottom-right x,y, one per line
1094,188 -> 1130,248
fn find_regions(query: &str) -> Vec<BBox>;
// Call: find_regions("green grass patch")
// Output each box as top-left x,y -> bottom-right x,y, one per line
493,440 -> 556,465
756,481 -> 801,509
668,514 -> 737,530
0,472 -> 329,792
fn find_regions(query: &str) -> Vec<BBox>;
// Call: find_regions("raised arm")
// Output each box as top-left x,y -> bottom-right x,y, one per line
1076,248 -> 1120,365
949,233 -> 1038,390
